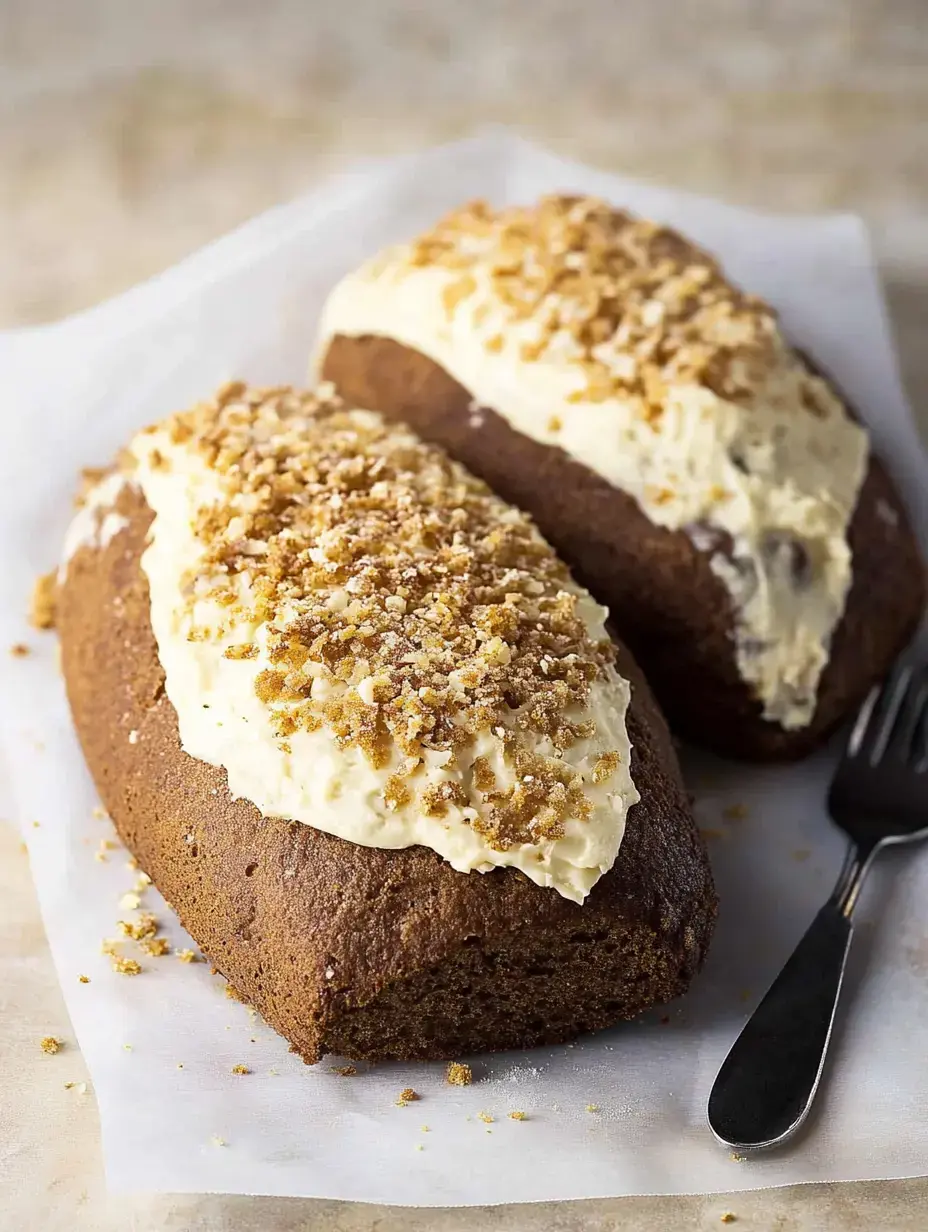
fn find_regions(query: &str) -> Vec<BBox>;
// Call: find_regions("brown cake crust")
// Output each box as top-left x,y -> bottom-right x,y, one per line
321,335 -> 926,761
58,484 -> 716,1063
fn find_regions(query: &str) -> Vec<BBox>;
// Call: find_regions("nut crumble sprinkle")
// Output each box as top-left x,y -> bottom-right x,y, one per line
40,1036 -> 62,1054
407,195 -> 828,419
154,384 -> 619,851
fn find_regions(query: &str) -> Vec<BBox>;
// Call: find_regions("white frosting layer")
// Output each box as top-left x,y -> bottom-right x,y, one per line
317,249 -> 870,730
60,470 -> 130,575
63,416 -> 640,903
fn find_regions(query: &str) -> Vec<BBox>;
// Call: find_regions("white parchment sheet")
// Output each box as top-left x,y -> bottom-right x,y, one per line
1,132 -> 927,1205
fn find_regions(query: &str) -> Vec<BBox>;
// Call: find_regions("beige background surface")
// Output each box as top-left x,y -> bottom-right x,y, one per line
2,2 -> 927,1228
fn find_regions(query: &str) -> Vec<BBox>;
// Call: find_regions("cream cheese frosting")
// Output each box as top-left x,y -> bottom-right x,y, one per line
315,196 -> 870,730
60,469 -> 130,572
62,384 -> 640,903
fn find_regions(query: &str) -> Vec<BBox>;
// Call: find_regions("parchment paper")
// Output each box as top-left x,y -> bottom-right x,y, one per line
1,130 -> 927,1205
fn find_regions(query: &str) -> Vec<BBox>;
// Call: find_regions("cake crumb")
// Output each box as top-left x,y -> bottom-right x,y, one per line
210,1135 -> 227,1147
176,1063 -> 184,1069
585,1103 -> 600,1113
122,1043 -> 133,1051
396,1087 -> 420,1106
40,1036 -> 62,1054
10,643 -> 29,657
225,982 -> 247,999
141,937 -> 171,957
330,1065 -> 357,1077
29,572 -> 57,630
128,730 -> 139,745
729,1152 -> 746,1163
415,1143 -> 424,1151
111,956 -> 142,975
723,803 -> 749,822
446,1061 -> 472,1086
721,1216 -> 737,1225
508,1110 -> 527,1121
231,1064 -> 250,1075
92,806 -> 109,820
477,1111 -> 494,1124
119,892 -> 141,911
117,912 -> 158,940
176,948 -> 198,963
421,1124 -> 430,1132
78,975 -> 90,984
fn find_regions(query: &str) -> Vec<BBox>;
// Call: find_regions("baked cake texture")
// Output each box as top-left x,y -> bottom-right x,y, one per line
317,196 -> 926,760
57,382 -> 716,1062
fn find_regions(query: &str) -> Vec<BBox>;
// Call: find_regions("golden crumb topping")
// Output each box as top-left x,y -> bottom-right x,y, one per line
150,384 -> 617,851
40,1036 -> 62,1054
407,195 -> 824,419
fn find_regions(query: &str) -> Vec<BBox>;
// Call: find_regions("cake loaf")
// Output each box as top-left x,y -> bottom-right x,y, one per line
57,383 -> 716,1063
317,196 -> 926,760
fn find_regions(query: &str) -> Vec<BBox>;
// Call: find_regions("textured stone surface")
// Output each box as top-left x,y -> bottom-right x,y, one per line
2,2 -> 927,1227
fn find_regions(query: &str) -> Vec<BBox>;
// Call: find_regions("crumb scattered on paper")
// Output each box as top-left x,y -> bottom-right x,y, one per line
231,1064 -> 251,1075
10,642 -> 29,657
78,974 -> 90,984
117,912 -> 158,940
446,1061 -> 472,1086
396,1087 -> 420,1106
585,1103 -> 600,1113
331,1065 -> 357,1077
210,1135 -> 227,1147
477,1111 -> 494,1124
508,1111 -> 527,1121
40,1036 -> 62,1054
112,955 -> 142,976
176,948 -> 198,963
721,1216 -> 737,1225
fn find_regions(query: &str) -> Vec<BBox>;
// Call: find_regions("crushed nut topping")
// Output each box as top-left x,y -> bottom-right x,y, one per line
407,195 -> 818,419
155,384 -> 618,851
